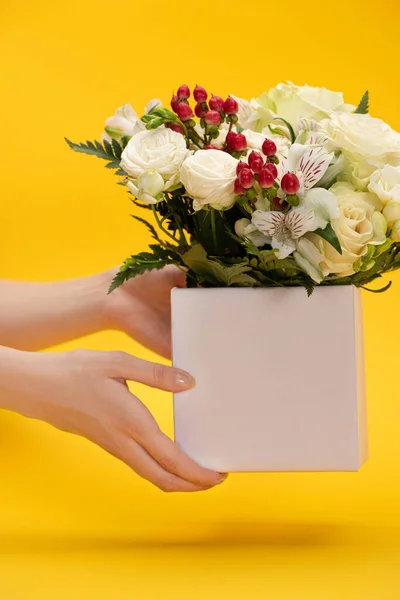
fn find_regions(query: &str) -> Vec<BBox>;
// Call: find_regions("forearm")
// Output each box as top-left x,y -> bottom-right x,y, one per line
0,270 -> 116,351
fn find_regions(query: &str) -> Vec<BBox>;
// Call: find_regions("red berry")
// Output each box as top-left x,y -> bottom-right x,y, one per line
195,103 -> 207,118
273,196 -> 283,210
166,122 -> 184,134
171,95 -> 179,112
234,178 -> 246,195
193,85 -> 208,103
248,151 -> 264,174
176,102 -> 194,122
209,95 -> 224,111
281,172 -> 300,195
204,144 -> 220,150
232,133 -> 247,152
258,168 -> 275,189
265,162 -> 278,179
223,96 -> 239,115
226,131 -> 238,149
262,138 -> 278,157
177,84 -> 190,99
239,167 -> 254,189
205,110 -> 221,126
236,161 -> 249,176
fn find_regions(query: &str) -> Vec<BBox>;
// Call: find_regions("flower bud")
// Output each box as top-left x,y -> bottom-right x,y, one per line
273,196 -> 287,210
177,84 -> 190,99
165,122 -> 184,134
170,95 -> 179,112
235,218 -> 251,237
226,131 -> 238,149
391,220 -> 400,242
232,133 -> 247,152
371,211 -> 388,239
209,95 -> 224,111
136,169 -> 165,201
234,178 -> 246,195
176,103 -> 194,122
383,202 -> 400,227
193,85 -> 208,103
262,139 -> 278,157
195,103 -> 207,118
223,96 -> 239,115
248,151 -> 264,174
375,237 -> 393,255
361,259 -> 376,272
236,161 -> 249,176
264,162 -> 278,179
239,167 -> 254,189
205,110 -> 221,126
258,168 -> 275,189
281,172 -> 300,195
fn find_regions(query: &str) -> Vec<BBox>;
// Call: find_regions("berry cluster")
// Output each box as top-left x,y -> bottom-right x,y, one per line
169,84 -> 244,153
234,140 -> 280,203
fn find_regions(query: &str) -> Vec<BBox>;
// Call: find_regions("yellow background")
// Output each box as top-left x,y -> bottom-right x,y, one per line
1,0 -> 400,597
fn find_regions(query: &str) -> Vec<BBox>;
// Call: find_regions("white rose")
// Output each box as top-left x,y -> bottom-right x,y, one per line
121,128 -> 191,203
230,95 -> 260,130
324,113 -> 400,170
103,104 -> 145,141
251,82 -> 351,130
180,149 -> 238,211
319,182 -> 387,275
368,165 -> 400,206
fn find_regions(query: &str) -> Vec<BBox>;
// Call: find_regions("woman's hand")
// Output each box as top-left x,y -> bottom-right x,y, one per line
0,346 -> 225,492
104,266 -> 186,359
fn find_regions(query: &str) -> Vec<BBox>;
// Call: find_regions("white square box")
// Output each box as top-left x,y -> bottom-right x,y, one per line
171,286 -> 368,472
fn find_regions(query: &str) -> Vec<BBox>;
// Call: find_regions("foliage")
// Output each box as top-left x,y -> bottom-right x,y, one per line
354,90 -> 369,115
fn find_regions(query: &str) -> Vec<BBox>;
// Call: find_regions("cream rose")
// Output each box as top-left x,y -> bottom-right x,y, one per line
120,128 -> 191,203
251,82 -> 351,130
368,165 -> 400,206
324,113 -> 400,170
319,182 -> 387,275
180,149 -> 238,211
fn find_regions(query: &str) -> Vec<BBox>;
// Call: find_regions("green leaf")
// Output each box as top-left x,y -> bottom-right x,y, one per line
108,247 -> 179,293
65,138 -> 120,168
111,139 -> 122,159
314,223 -> 342,255
354,90 -> 369,114
182,244 -> 258,287
359,280 -> 392,293
131,214 -> 162,243
273,117 -> 296,143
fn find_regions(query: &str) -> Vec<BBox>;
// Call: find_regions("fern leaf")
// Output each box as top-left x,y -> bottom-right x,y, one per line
355,90 -> 369,114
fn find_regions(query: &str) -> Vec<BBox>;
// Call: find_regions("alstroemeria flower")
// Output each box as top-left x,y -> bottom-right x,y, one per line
251,187 -> 339,258
278,143 -> 334,193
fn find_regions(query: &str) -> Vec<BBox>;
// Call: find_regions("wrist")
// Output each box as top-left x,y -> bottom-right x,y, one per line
0,346 -> 37,412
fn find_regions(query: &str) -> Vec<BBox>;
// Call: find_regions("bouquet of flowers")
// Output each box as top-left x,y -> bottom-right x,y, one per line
66,82 -> 400,295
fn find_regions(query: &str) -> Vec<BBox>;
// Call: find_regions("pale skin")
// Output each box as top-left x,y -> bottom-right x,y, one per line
0,266 -> 225,492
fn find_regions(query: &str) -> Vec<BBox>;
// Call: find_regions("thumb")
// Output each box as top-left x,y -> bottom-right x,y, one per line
109,352 -> 195,393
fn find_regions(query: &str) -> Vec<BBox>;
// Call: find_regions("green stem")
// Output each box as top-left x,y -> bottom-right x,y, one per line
152,206 -> 178,243
210,208 -> 218,254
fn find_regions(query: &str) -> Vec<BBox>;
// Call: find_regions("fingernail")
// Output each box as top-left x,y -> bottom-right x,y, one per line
217,473 -> 228,484
175,370 -> 195,390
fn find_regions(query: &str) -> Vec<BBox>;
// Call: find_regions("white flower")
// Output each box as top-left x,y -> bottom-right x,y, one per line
368,165 -> 400,206
242,128 -> 290,160
319,182 -> 387,275
180,149 -> 238,211
234,218 -> 251,237
127,170 -> 164,205
383,203 -> 400,227
230,95 -> 259,130
280,143 -> 334,193
391,220 -> 400,242
251,82 -> 352,130
323,112 -> 400,170
252,208 -> 315,258
194,122 -> 231,149
103,104 -> 145,141
145,98 -> 162,114
121,128 -> 191,203
293,237 -> 330,283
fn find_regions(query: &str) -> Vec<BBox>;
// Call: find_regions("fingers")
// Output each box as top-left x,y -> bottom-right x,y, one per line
114,435 -> 212,493
139,426 -> 227,488
110,352 -> 195,393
